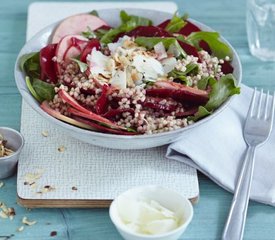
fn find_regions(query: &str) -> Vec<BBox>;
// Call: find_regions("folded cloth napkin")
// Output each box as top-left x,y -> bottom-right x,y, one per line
166,84 -> 275,206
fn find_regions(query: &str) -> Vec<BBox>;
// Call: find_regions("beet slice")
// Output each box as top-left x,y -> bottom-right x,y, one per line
146,81 -> 208,105
126,26 -> 171,38
178,41 -> 200,59
179,20 -> 201,36
199,40 -> 212,54
40,44 -> 58,83
141,97 -> 178,112
95,84 -> 109,115
157,19 -> 170,29
221,61 -> 234,74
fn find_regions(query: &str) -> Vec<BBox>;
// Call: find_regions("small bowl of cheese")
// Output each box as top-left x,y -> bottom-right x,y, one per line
109,185 -> 193,240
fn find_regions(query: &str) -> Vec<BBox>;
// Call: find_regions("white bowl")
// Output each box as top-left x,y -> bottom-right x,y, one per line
109,185 -> 193,240
14,8 -> 242,149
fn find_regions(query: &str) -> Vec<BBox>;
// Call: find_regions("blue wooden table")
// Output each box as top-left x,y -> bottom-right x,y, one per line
1,0 -> 275,239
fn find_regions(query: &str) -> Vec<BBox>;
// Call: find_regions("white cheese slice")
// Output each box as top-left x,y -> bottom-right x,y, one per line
87,48 -> 111,76
110,70 -> 127,89
116,195 -> 140,223
161,57 -> 177,74
108,35 -> 132,55
142,219 -> 178,235
132,55 -> 165,81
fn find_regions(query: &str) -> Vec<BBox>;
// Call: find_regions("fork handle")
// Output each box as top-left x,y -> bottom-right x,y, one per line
222,145 -> 256,240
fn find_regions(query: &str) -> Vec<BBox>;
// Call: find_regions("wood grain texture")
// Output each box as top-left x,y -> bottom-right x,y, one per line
1,0 -> 275,239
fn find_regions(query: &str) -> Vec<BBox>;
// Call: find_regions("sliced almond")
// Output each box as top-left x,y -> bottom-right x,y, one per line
22,216 -> 37,226
17,226 -> 24,232
41,131 -> 49,137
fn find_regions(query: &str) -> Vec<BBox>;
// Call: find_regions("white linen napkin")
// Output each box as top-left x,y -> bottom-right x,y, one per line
166,84 -> 275,206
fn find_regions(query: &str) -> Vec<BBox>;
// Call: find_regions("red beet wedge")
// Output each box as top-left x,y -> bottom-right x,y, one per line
146,81 -> 209,105
40,44 -> 58,83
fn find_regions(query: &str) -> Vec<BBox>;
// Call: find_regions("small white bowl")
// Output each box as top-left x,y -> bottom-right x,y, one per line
109,185 -> 193,240
0,127 -> 24,179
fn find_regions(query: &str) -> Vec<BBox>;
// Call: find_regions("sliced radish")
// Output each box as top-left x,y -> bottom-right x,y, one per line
64,46 -> 82,64
55,35 -> 88,75
58,89 -> 91,114
52,13 -> 108,43
40,101 -> 95,130
67,107 -> 129,131
58,89 -> 128,131
73,116 -> 138,135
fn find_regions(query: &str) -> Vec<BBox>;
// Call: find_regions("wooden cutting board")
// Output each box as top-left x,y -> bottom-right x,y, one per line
17,1 -> 199,208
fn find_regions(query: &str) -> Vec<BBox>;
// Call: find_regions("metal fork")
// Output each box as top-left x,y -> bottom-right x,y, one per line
222,88 -> 275,240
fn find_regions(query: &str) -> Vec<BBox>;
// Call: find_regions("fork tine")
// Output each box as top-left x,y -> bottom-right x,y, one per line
264,90 -> 270,120
270,91 -> 275,122
248,88 -> 257,117
256,89 -> 264,118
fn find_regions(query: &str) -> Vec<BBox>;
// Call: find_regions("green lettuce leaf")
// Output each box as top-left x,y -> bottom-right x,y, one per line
71,58 -> 88,73
187,31 -> 233,59
191,106 -> 211,121
205,74 -> 240,110
25,76 -> 43,102
19,52 -> 40,79
120,10 -> 152,26
191,74 -> 240,120
168,63 -> 199,86
89,10 -> 99,17
135,37 -> 186,57
100,10 -> 152,44
32,78 -> 55,101
197,76 -> 215,90
165,13 -> 187,33
82,27 -> 97,39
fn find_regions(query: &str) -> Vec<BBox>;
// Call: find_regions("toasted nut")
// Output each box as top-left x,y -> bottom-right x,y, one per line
0,211 -> 8,219
41,131 -> 49,137
17,226 -> 24,232
58,145 -> 66,152
22,216 -> 37,226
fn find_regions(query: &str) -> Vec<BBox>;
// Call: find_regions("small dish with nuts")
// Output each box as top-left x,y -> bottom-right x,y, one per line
0,127 -> 24,179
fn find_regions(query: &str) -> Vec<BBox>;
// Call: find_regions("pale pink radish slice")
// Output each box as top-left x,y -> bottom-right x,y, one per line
67,107 -> 129,131
52,14 -> 108,43
55,35 -> 88,75
64,46 -> 82,64
40,101 -> 96,130
58,89 -> 91,114
58,89 -> 127,131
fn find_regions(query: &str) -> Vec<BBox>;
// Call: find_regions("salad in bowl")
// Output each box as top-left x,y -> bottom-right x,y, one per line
16,9 -> 241,148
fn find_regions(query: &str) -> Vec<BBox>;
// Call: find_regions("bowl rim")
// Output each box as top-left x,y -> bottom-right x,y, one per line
14,8 -> 242,140
109,185 -> 194,238
0,127 -> 25,161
